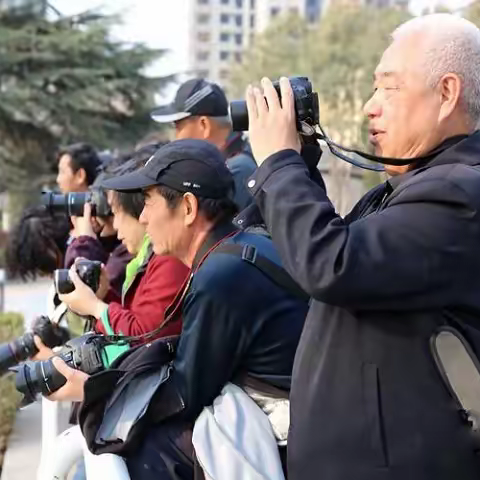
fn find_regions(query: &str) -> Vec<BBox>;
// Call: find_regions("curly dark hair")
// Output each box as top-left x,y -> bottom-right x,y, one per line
6,207 -> 71,280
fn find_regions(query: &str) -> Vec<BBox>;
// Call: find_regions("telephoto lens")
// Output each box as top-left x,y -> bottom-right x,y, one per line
0,316 -> 70,377
41,189 -> 111,217
14,333 -> 107,405
54,259 -> 102,295
41,192 -> 90,217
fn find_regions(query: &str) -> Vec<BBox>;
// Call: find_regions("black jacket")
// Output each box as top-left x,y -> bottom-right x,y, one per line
79,220 -> 309,457
248,133 -> 480,480
163,222 -> 308,422
224,132 -> 257,210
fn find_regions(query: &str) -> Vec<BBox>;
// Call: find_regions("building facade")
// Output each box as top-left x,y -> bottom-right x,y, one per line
186,0 -> 407,86
186,0 -> 327,86
187,0 -> 257,87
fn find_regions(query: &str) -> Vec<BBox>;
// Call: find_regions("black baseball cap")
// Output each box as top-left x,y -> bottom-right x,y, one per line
101,139 -> 234,199
151,78 -> 229,123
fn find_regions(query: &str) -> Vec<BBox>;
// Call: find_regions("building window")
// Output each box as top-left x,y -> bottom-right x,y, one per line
219,69 -> 229,80
235,14 -> 242,26
198,0 -> 209,4
220,32 -> 230,42
220,51 -> 230,61
235,0 -> 242,7
197,13 -> 210,24
234,52 -> 242,63
197,51 -> 210,61
250,14 -> 255,28
270,7 -> 279,18
221,0 -> 229,3
250,0 -> 255,8
197,32 -> 211,42
220,13 -> 229,23
235,33 -> 243,45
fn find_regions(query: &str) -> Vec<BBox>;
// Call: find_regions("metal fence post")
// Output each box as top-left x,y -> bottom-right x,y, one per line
0,268 -> 5,313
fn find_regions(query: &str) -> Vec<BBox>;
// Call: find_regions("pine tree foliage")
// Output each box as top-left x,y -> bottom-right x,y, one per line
0,3 -> 169,191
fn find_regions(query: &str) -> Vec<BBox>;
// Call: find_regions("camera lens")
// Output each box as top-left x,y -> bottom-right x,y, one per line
0,343 -> 18,376
41,192 -> 91,216
0,332 -> 37,377
66,193 -> 90,216
54,269 -> 74,294
229,101 -> 249,132
15,359 -> 67,405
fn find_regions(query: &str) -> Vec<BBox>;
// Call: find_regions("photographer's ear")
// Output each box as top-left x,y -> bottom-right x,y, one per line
74,167 -> 87,187
438,73 -> 462,124
182,192 -> 199,227
199,116 -> 212,140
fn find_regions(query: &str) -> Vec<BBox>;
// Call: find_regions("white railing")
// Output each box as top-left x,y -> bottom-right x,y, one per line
37,397 -> 130,480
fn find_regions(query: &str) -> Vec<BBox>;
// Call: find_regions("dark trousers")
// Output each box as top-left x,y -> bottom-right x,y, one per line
126,421 -> 196,480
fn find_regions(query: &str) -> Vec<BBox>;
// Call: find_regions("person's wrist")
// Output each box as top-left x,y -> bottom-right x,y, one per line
90,299 -> 108,320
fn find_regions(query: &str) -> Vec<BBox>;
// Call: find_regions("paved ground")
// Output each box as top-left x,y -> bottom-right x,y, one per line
1,279 -> 70,480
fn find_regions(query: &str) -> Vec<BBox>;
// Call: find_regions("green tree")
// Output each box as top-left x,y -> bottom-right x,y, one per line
464,0 -> 480,26
0,4 -> 169,206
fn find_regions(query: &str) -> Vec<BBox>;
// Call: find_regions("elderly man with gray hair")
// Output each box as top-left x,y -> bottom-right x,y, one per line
244,13 -> 480,480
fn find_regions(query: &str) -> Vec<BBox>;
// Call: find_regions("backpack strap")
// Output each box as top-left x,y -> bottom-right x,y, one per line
212,243 -> 310,303
430,326 -> 480,445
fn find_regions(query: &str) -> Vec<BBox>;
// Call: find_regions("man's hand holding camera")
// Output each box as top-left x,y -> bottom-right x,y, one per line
58,260 -> 108,319
246,77 -> 301,166
70,202 -> 99,239
48,357 -> 88,402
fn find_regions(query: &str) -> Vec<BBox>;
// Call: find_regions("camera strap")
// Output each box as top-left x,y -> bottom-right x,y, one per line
212,243 -> 309,302
313,126 -> 470,172
103,223 -> 239,347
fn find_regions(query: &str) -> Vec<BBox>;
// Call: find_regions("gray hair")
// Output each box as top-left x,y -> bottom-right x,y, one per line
392,14 -> 480,127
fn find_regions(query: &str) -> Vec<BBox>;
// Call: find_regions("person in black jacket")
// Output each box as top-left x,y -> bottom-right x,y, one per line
243,13 -> 480,480
49,139 -> 309,479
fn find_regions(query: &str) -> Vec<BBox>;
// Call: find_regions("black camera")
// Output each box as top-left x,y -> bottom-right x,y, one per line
41,186 -> 111,218
229,76 -> 320,133
14,332 -> 109,405
54,259 -> 102,295
0,316 -> 70,376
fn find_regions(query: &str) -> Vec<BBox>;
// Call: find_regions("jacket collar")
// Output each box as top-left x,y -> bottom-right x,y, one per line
192,220 -> 239,270
388,132 -> 477,190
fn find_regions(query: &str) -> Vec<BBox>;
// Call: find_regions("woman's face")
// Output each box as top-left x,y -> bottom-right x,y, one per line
107,192 -> 145,255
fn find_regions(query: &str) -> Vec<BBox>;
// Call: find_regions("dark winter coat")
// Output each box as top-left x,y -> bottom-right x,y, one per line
248,134 -> 480,480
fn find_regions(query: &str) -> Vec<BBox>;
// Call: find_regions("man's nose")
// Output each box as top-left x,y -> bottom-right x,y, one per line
363,94 -> 381,119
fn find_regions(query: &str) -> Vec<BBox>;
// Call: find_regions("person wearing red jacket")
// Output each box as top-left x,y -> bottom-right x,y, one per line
35,145 -> 189,357
59,145 -> 189,339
